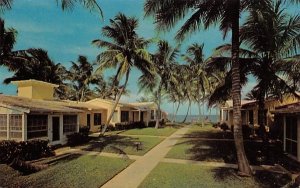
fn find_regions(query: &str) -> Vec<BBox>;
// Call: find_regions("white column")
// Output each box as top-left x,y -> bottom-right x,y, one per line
283,115 -> 286,152
48,115 -> 52,141
60,115 -> 63,142
77,115 -> 80,132
6,114 -> 9,140
22,113 -> 27,141
220,109 -> 223,122
138,111 -> 141,122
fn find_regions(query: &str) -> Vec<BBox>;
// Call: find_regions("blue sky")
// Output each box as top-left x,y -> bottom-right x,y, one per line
0,0 -> 298,115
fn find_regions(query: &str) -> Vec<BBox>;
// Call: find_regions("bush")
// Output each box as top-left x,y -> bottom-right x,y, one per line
242,124 -> 252,139
0,139 -> 53,164
220,123 -> 229,131
212,122 -> 220,128
79,126 -> 90,137
114,121 -> 146,131
67,132 -> 90,146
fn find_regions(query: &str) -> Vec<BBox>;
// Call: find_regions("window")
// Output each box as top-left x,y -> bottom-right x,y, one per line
151,110 -> 155,120
225,110 -> 229,121
10,115 -> 22,139
94,113 -> 102,125
63,115 -> 77,134
286,116 -> 298,157
112,111 -> 118,122
249,110 -> 254,124
121,111 -> 129,122
0,114 -> 7,138
27,115 -> 48,139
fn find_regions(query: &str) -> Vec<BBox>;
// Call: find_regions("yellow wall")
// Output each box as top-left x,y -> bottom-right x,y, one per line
78,110 -> 108,132
17,84 -> 56,100
87,99 -> 124,125
242,95 -> 300,127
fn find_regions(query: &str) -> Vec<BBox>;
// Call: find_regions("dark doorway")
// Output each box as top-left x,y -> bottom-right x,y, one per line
52,117 -> 60,141
87,114 -> 91,128
140,111 -> 144,122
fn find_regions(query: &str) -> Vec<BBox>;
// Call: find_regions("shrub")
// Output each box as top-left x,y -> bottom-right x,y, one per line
67,132 -> 90,146
220,123 -> 229,131
0,140 -> 53,164
212,122 -> 220,128
114,121 -> 146,130
79,126 -> 90,137
242,124 -> 252,139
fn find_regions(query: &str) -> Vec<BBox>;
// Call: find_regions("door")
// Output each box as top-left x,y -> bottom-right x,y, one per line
52,117 -> 60,141
140,112 -> 144,122
87,114 -> 91,128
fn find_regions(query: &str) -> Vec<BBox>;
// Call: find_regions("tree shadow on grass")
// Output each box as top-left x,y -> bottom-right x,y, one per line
211,167 -> 291,188
76,135 -> 141,156
175,136 -> 294,166
183,128 -> 234,139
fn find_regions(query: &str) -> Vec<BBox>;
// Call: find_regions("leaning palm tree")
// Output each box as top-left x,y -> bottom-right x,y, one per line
93,13 -> 154,134
144,0 -> 273,176
139,40 -> 179,128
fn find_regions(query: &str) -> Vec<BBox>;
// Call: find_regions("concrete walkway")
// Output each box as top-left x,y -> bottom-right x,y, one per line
101,126 -> 190,188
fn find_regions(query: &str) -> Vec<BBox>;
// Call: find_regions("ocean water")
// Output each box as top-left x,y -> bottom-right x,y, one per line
167,115 -> 219,123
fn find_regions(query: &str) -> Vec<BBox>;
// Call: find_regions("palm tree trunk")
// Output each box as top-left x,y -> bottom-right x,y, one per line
155,83 -> 162,129
182,100 -> 191,123
258,91 -> 267,141
0,18 -> 4,65
174,101 -> 181,122
231,0 -> 252,176
101,70 -> 130,134
198,101 -> 202,122
80,88 -> 85,102
172,102 -> 175,123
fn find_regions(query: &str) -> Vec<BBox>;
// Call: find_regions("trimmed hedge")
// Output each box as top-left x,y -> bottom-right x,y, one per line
114,121 -> 146,131
0,139 -> 54,164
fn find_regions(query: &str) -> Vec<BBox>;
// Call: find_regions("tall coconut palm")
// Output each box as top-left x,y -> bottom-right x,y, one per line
240,0 -> 300,139
93,13 -> 154,134
139,40 -> 179,128
209,0 -> 300,139
183,43 -> 210,125
144,0 -> 273,175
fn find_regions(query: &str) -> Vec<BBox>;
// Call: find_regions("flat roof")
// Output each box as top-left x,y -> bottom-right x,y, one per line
11,79 -> 59,88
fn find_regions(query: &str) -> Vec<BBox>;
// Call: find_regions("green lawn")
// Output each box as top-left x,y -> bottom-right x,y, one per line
139,162 -> 291,188
166,138 -> 237,163
76,135 -> 164,156
0,155 -> 133,188
185,124 -> 233,139
119,126 -> 179,137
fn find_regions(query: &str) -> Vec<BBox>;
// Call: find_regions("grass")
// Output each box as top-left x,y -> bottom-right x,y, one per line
139,162 -> 291,188
118,126 -> 179,137
166,124 -> 295,166
76,135 -> 164,156
185,124 -> 233,139
0,155 -> 133,188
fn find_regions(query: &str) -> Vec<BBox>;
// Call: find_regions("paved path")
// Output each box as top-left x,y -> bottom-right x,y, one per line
101,126 -> 190,188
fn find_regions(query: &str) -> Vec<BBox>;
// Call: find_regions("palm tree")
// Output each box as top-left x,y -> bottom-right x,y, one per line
144,0 -> 273,175
182,43 -> 210,125
67,55 -> 101,102
93,13 -> 154,134
3,48 -> 65,83
209,0 -> 300,140
240,0 -> 300,139
139,40 -> 179,128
